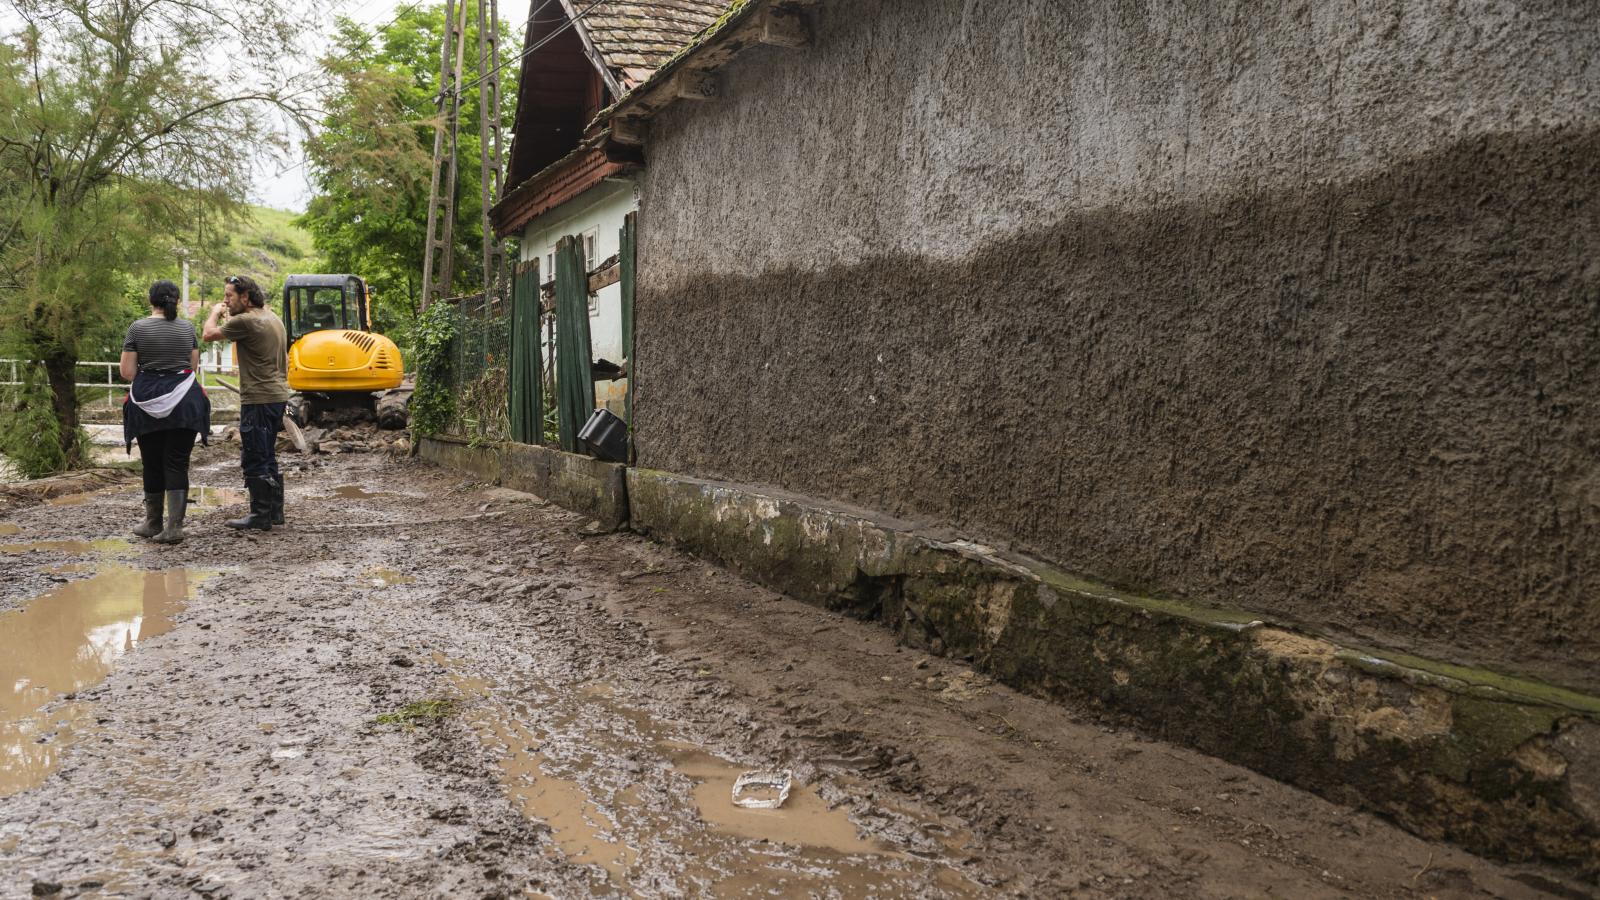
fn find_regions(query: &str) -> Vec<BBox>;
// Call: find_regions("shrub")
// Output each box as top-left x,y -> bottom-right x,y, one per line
409,301 -> 457,437
0,366 -> 87,478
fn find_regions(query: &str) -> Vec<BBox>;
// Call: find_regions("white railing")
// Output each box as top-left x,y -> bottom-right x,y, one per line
0,359 -> 239,407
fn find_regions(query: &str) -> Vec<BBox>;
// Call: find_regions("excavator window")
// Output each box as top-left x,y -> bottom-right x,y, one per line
285,285 -> 355,342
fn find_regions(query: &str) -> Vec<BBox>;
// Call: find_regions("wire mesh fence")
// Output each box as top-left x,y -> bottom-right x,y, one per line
447,292 -> 511,441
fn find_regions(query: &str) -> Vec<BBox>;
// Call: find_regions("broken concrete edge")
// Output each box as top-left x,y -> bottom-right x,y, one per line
624,467 -> 1600,877
417,436 -> 628,531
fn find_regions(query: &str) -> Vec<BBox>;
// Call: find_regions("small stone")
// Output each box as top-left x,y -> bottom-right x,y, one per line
30,882 -> 62,897
389,655 -> 414,668
156,828 -> 177,848
914,658 -> 930,670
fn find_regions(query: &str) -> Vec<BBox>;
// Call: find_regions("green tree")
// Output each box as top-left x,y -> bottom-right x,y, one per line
0,0 -> 304,474
298,4 -> 517,357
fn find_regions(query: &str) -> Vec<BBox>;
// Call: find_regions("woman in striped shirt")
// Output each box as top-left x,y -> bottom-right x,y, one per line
120,280 -> 211,543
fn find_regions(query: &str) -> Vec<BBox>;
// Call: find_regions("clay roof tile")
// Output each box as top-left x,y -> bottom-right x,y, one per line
573,0 -> 729,83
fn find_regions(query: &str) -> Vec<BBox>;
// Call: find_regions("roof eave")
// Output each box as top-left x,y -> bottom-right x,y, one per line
593,0 -> 815,150
490,130 -> 626,237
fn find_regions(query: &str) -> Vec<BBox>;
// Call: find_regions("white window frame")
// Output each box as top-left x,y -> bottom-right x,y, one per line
582,228 -> 600,317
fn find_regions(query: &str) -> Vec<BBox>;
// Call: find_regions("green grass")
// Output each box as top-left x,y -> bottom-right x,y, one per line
184,205 -> 320,304
374,699 -> 454,728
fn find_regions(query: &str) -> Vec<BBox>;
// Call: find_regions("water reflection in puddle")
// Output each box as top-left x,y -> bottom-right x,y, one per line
189,486 -> 245,507
0,565 -> 211,796
36,487 -> 240,511
438,662 -> 977,896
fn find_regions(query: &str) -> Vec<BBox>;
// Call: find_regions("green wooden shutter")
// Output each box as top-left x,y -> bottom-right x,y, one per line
554,235 -> 595,453
509,260 -> 541,444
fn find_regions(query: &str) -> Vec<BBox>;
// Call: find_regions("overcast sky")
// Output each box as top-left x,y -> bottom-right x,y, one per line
259,0 -> 535,212
0,0 -> 536,211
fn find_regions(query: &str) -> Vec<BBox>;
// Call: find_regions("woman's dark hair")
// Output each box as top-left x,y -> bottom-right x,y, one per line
148,279 -> 181,321
226,274 -> 266,308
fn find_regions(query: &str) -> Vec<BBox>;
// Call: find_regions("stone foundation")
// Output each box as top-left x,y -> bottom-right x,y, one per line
417,436 -> 628,531
626,467 -> 1600,876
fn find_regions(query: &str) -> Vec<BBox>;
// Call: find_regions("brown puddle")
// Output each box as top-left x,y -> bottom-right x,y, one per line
440,664 -> 978,897
0,564 -> 211,796
0,523 -> 21,536
45,492 -> 98,507
0,537 -> 130,555
329,485 -> 391,500
663,743 -> 885,855
366,567 -> 415,587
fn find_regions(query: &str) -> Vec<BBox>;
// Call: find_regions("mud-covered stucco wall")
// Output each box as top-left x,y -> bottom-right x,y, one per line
632,0 -> 1600,691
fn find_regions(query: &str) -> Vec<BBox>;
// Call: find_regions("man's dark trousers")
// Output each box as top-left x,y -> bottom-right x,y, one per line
240,402 -> 285,482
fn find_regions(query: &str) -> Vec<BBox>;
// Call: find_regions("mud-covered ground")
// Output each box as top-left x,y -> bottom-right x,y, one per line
0,450 -> 1585,898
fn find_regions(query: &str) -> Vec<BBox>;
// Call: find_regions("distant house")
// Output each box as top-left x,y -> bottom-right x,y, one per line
489,0 -> 725,414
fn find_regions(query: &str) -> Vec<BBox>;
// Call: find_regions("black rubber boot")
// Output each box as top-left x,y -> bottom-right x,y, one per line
152,490 -> 187,544
271,473 -> 285,526
225,477 -> 275,531
132,492 -> 163,538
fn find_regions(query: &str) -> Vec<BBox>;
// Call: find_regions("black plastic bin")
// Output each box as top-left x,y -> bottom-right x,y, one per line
578,408 -> 629,462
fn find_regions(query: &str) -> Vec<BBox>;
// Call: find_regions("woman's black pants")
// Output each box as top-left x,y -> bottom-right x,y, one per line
135,429 -> 197,493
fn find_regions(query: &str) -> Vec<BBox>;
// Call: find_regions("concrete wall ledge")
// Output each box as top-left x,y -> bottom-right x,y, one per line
418,436 -> 628,531
627,467 -> 1600,877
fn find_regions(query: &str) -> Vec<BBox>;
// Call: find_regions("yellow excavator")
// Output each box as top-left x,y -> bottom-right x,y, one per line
280,274 -> 407,426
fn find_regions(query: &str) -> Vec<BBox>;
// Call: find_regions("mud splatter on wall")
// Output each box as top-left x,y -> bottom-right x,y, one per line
632,0 -> 1600,690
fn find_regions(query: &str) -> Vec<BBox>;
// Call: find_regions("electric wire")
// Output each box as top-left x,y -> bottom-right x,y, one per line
278,0 -> 573,178
455,0 -> 603,96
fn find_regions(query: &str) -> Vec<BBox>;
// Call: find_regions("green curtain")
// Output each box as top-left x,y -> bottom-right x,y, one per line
508,260 -> 541,444
554,235 -> 595,453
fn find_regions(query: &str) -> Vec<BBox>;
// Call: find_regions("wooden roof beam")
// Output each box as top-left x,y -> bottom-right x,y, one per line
759,6 -> 810,48
672,70 -> 720,101
611,117 -> 648,146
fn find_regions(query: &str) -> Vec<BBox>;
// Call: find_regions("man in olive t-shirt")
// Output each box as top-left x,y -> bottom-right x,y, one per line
202,275 -> 291,530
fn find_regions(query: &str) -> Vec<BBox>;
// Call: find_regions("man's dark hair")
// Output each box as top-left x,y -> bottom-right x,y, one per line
227,275 -> 266,309
148,279 -> 181,320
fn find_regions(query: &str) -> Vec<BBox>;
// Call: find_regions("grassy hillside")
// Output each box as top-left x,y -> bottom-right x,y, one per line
183,205 -> 320,305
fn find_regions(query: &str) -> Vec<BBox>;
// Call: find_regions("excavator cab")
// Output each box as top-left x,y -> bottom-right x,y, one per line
281,274 -> 405,423
285,274 -> 371,340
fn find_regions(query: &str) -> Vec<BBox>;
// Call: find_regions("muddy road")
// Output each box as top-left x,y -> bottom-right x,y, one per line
0,450 -> 1578,898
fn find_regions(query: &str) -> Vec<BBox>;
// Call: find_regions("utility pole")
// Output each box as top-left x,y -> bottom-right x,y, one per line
420,0 -> 471,311
478,0 -> 507,309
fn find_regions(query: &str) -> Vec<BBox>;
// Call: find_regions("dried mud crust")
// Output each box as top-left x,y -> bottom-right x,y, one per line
0,453 -> 1581,898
